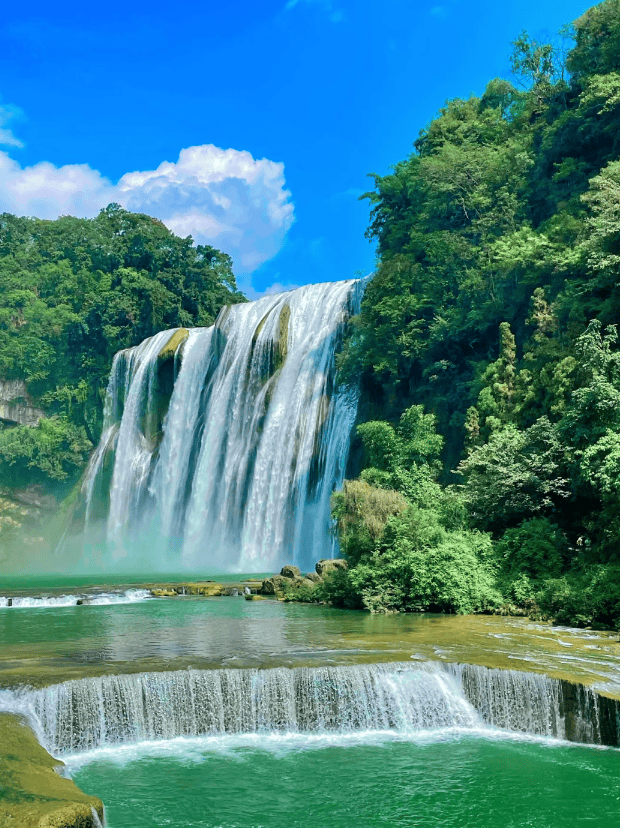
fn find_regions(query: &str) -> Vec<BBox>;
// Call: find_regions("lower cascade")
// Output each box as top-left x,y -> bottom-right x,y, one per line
68,279 -> 365,572
11,662 -> 618,757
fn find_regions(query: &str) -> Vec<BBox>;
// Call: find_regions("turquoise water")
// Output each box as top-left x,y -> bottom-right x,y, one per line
71,736 -> 620,828
3,594 -> 620,691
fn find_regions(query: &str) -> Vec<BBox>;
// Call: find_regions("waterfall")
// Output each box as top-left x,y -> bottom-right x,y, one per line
16,662 -> 618,757
75,279 -> 365,572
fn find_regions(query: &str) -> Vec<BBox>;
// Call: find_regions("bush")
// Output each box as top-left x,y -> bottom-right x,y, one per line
495,517 -> 566,581
331,479 -> 408,565
0,417 -> 92,486
346,507 -> 500,614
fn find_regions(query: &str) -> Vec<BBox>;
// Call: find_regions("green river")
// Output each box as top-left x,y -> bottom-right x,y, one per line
2,580 -> 620,827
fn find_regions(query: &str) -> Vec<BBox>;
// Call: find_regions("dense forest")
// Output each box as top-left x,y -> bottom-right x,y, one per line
315,0 -> 620,629
0,206 -> 243,548
3,2 -> 620,630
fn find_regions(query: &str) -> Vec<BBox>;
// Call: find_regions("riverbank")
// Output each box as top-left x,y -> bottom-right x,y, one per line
0,713 -> 103,827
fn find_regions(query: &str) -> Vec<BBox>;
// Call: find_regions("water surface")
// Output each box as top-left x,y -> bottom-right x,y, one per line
2,593 -> 619,695
71,735 -> 620,828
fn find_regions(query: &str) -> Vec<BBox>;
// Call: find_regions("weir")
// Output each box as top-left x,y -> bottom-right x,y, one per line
11,661 -> 619,757
72,279 -> 365,572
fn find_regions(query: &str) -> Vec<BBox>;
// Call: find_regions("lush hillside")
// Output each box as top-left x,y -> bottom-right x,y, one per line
0,205 -> 244,553
329,1 -> 620,628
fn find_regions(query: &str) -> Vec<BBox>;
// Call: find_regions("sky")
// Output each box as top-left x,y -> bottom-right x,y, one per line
0,0 -> 593,297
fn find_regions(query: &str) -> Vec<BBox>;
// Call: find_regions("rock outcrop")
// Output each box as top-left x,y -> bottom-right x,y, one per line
315,558 -> 348,577
0,380 -> 45,427
259,559 -> 349,596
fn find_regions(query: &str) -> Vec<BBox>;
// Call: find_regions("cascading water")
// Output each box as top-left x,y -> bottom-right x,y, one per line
11,662 -> 616,758
74,279 -> 365,572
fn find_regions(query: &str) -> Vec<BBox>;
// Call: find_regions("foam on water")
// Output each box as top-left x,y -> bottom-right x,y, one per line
0,588 -> 152,609
60,726 -> 582,772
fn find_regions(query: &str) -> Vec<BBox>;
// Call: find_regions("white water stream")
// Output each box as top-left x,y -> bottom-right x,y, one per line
3,661 -> 607,760
76,279 -> 364,572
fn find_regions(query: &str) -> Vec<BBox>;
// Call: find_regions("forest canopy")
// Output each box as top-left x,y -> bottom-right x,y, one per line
327,0 -> 620,628
0,205 -> 244,488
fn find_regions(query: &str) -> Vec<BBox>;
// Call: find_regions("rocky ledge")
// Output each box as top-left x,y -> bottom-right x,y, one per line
260,558 -> 347,596
0,713 -> 104,828
146,559 -> 348,600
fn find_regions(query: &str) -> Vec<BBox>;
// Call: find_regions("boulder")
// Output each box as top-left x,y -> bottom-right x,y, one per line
280,565 -> 301,579
315,558 -> 348,577
261,575 -> 288,595
305,572 -> 322,583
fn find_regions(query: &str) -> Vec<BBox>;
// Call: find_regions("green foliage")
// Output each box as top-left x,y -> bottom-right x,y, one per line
348,507 -> 499,614
331,479 -> 408,565
331,405 -> 498,614
457,419 -> 569,532
318,569 -> 363,610
357,405 -> 443,473
537,565 -> 620,629
0,418 -> 92,486
332,5 -> 620,626
0,206 -> 243,487
495,518 -> 566,581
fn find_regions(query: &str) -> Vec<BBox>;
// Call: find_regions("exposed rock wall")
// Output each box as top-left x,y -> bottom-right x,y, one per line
0,379 -> 45,427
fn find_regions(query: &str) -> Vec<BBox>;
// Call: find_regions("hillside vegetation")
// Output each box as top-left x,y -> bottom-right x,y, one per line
0,205 -> 243,552
328,0 -> 620,628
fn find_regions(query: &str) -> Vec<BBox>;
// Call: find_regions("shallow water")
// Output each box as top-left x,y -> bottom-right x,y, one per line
71,735 -> 620,828
1,589 -> 620,695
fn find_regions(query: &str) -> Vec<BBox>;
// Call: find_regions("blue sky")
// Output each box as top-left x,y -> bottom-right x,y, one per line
0,0 -> 592,296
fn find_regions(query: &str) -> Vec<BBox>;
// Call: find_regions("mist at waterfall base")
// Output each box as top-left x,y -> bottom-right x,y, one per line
60,279 -> 364,576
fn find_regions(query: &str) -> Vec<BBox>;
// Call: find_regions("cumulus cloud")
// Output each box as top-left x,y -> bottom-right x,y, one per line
0,143 -> 294,275
117,146 -> 294,272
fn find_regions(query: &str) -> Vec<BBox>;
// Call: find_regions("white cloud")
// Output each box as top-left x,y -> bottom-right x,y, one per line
117,145 -> 294,273
0,104 -> 25,148
0,152 -> 116,217
0,143 -> 294,276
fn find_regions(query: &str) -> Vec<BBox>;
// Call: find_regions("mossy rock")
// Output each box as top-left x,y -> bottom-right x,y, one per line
0,714 -> 103,828
251,303 -> 291,384
316,558 -> 348,577
280,565 -> 301,579
139,329 -> 190,448
186,582 -> 224,596
158,328 -> 189,363
275,303 -> 290,371
261,575 -> 289,595
151,589 -> 177,597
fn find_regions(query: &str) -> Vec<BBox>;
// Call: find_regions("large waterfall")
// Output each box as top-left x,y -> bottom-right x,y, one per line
13,662 -> 618,757
73,279 -> 365,572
